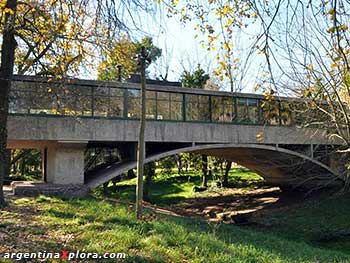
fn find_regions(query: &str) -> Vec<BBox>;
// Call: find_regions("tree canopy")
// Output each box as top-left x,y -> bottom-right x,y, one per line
0,0 -> 157,205
97,36 -> 161,80
180,64 -> 209,88
165,0 -> 350,187
0,0 -> 155,77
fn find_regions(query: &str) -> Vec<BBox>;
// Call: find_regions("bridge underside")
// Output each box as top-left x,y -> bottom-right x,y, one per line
7,140 -> 343,196
193,147 -> 336,187
84,143 -> 341,190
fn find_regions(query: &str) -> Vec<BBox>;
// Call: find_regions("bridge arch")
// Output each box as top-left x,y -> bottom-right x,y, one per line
86,143 -> 340,189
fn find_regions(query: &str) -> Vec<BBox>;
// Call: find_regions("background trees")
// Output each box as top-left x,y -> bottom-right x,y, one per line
165,0 -> 350,188
0,0 -> 156,205
180,64 -> 209,88
250,0 -> 350,186
98,36 -> 161,80
180,65 -> 210,187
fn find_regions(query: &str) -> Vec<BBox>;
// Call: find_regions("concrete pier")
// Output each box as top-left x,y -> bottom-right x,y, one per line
45,142 -> 86,185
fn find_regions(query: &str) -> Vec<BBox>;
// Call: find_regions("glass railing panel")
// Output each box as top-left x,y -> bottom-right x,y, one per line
94,96 -> 109,117
127,89 -> 140,119
261,100 -> 280,125
186,94 -> 210,121
9,90 -> 31,114
146,91 -> 157,119
280,101 -> 294,126
247,98 -> 259,124
108,88 -> 124,118
237,98 -> 249,123
8,79 -> 300,127
212,96 -> 235,122
170,93 -> 183,121
157,91 -> 170,120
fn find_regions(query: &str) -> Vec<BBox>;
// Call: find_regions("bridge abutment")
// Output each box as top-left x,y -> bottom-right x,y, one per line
45,142 -> 86,185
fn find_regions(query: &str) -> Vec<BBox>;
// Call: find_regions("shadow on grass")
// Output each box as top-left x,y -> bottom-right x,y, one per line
46,209 -> 76,219
59,170 -> 350,261
151,209 -> 350,262
92,185 -> 350,260
7,193 -> 350,262
101,177 -> 194,205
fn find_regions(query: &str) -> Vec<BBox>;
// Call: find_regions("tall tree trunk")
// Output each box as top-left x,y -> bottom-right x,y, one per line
4,150 -> 11,182
20,158 -> 26,176
202,155 -> 208,187
136,47 -> 146,218
102,182 -> 108,194
222,161 -> 232,187
0,0 -> 17,207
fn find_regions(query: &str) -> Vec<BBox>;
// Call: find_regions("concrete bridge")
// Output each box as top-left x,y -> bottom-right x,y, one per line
6,75 -> 342,195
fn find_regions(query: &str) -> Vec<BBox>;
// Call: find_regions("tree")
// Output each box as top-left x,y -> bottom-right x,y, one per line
0,0 -> 17,206
222,160 -> 231,187
201,155 -> 208,187
165,0 -> 254,92
180,64 -> 209,88
0,0 -> 156,206
98,36 -> 161,80
143,162 -> 156,202
96,37 -> 160,208
136,46 -> 147,218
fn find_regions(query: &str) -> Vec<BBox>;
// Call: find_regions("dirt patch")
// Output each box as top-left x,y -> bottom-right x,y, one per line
158,186 -> 307,224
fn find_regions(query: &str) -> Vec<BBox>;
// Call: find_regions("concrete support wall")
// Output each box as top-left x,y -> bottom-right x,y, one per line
46,143 -> 86,185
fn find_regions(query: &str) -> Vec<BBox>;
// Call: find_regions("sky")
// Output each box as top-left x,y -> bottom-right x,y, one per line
114,1 -> 346,97
136,5 -> 265,93
75,1 -> 271,93
139,10 -> 215,82
100,2 -> 272,94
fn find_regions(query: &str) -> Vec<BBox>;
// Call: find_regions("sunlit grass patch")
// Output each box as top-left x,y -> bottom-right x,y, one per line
97,168 -> 264,205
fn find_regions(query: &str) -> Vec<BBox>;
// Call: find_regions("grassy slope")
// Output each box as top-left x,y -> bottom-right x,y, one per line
1,169 -> 350,262
256,193 -> 350,255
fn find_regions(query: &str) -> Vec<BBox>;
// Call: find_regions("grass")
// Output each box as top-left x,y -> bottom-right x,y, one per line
101,168 -> 264,205
1,194 -> 350,262
256,192 -> 350,254
1,169 -> 350,262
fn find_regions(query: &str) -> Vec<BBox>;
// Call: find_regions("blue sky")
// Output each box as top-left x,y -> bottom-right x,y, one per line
138,5 -> 265,93
142,12 -> 215,82
111,2 -> 266,93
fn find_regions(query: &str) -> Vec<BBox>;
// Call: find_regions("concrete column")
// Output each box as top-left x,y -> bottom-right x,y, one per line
46,143 -> 86,185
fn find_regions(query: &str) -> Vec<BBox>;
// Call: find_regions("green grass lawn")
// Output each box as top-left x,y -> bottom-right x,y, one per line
1,193 -> 350,263
256,192 -> 350,255
102,168 -> 264,205
1,169 -> 350,262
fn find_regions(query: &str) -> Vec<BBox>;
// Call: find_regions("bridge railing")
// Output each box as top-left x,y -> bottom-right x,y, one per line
8,76 -> 304,126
